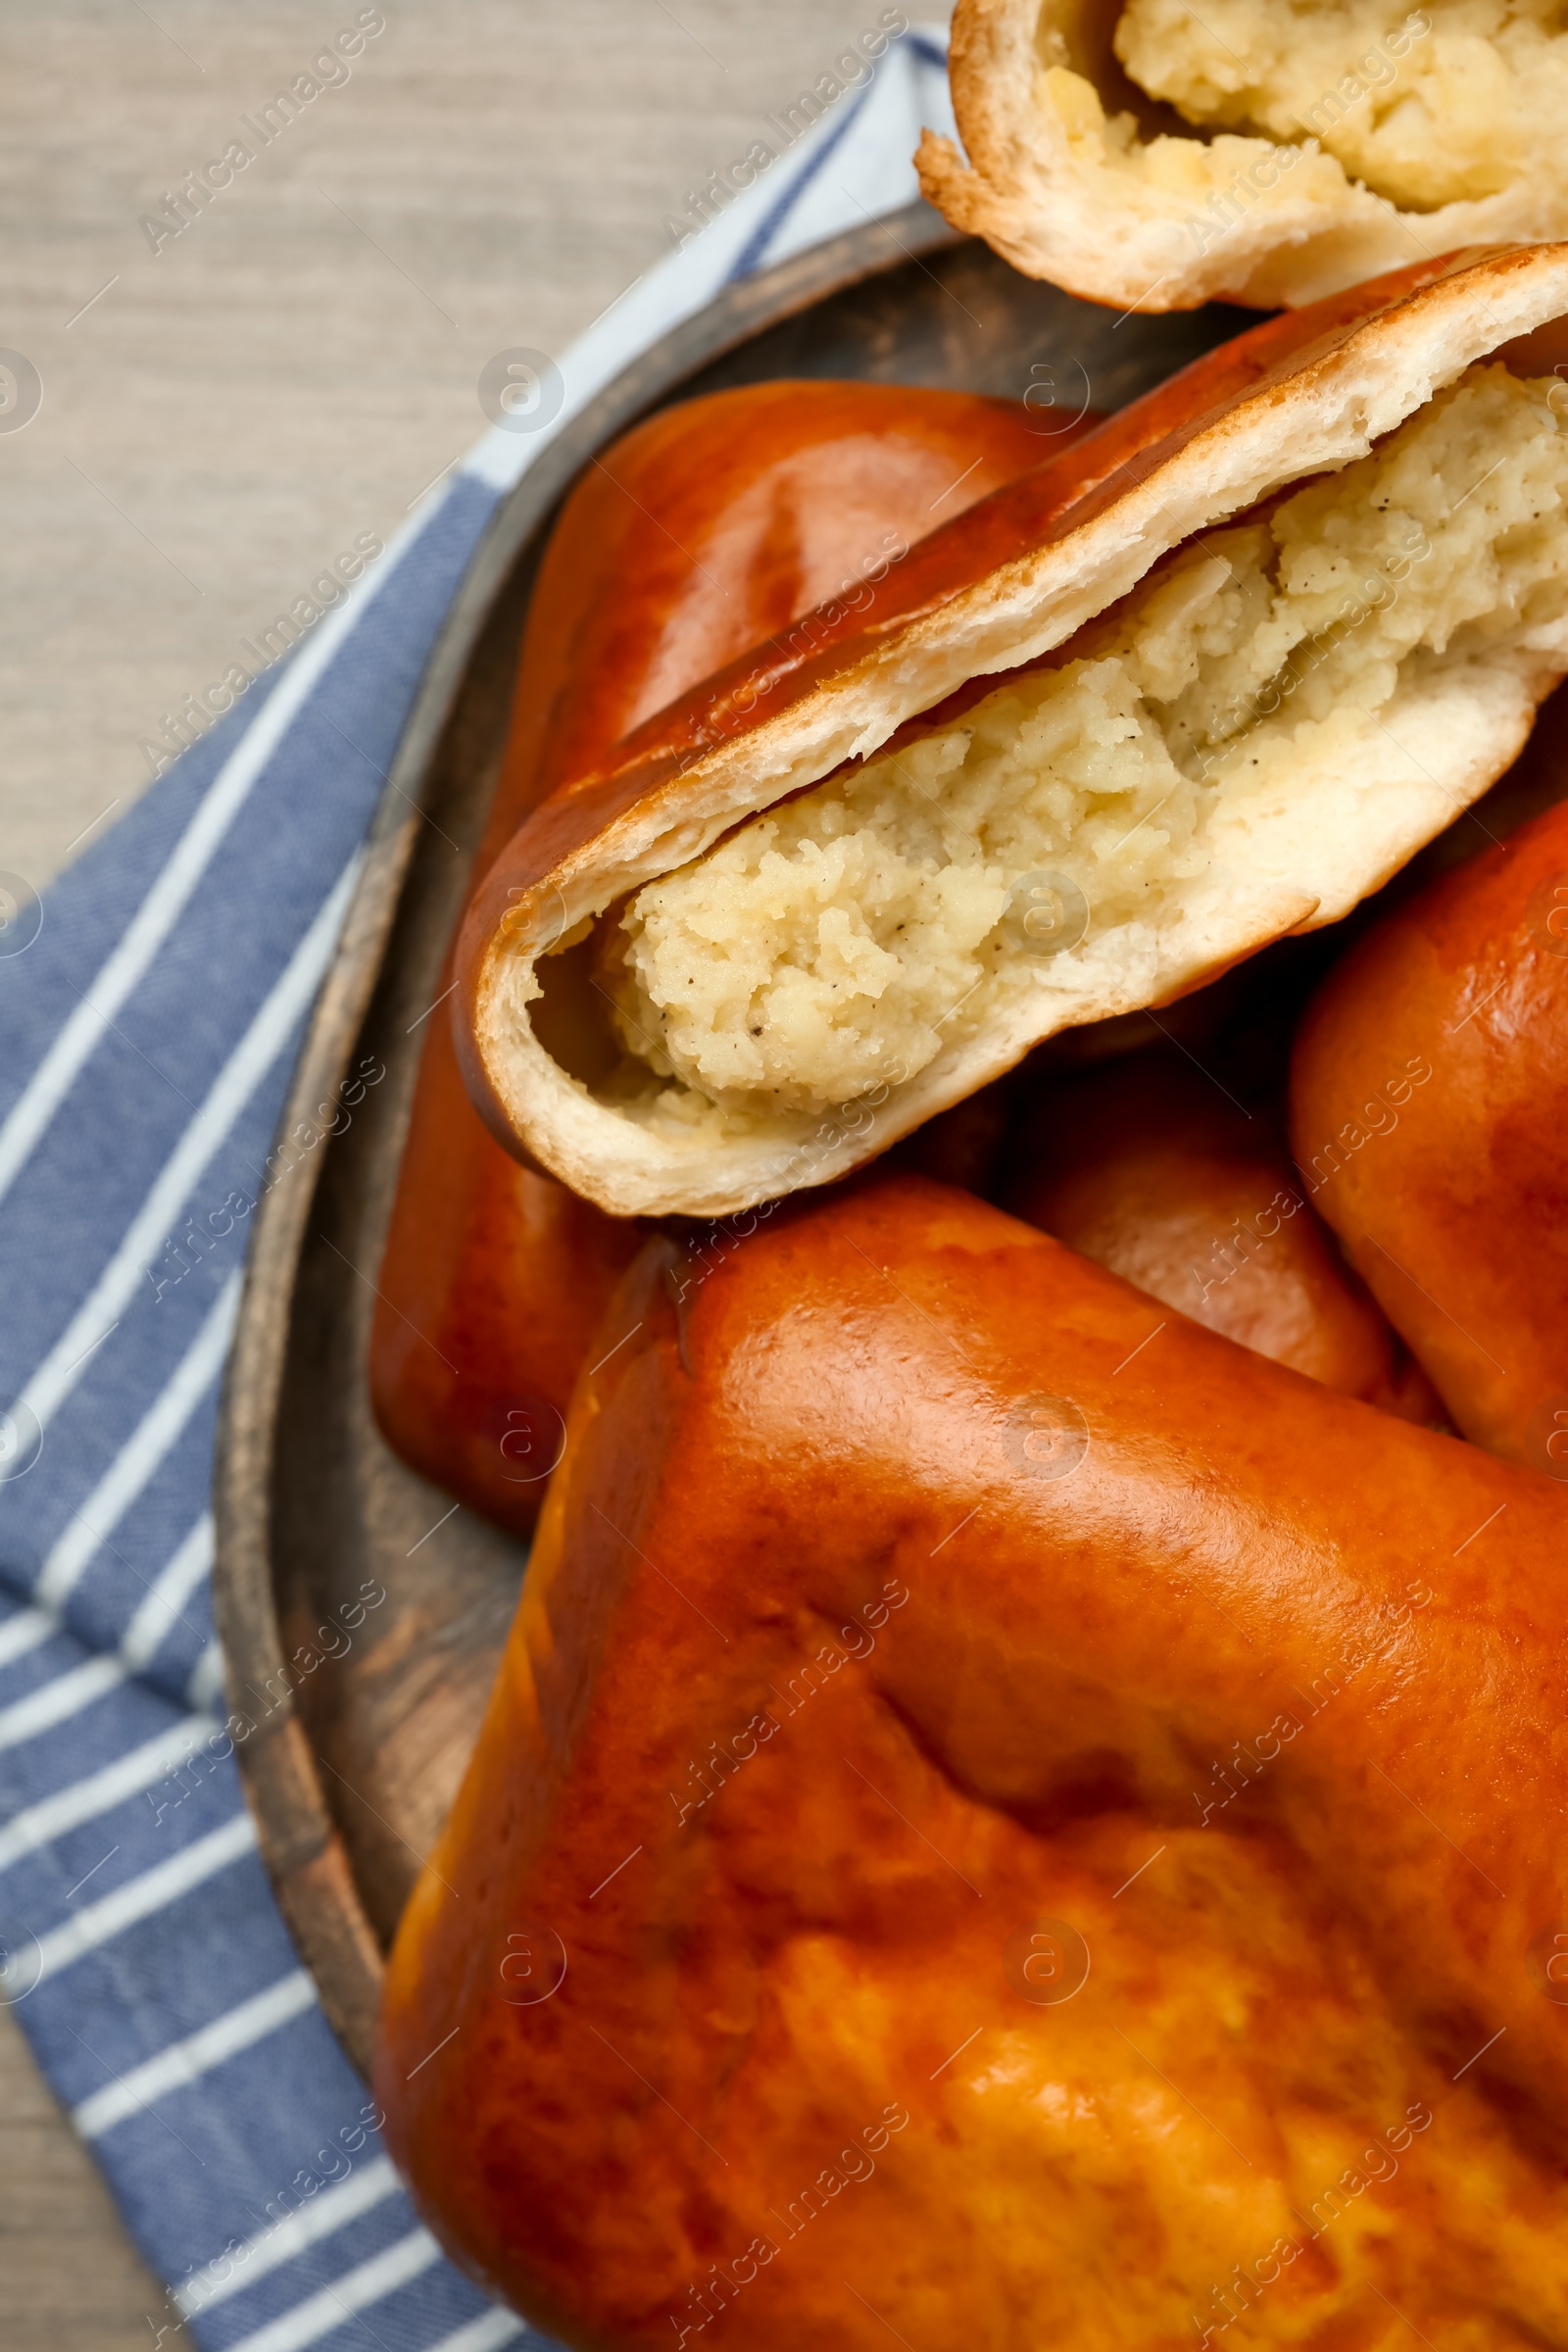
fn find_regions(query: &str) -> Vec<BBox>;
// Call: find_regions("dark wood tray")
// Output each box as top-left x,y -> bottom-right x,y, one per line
211,201 -> 1250,2079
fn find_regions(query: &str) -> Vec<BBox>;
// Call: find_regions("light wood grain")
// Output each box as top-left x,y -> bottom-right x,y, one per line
0,0 -> 951,890
0,2002 -> 169,2343
0,2 -> 951,2341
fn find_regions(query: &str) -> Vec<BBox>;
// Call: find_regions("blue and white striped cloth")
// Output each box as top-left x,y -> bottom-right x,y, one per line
0,28 -> 955,2352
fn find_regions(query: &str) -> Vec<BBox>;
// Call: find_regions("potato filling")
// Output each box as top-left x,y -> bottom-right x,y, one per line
599,368 -> 1568,1116
1111,0 -> 1567,211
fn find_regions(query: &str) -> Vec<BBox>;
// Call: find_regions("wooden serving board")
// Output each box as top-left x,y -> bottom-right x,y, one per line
211,202 -> 1250,2079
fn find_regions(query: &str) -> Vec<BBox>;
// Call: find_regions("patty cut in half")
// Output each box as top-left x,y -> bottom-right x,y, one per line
459,246 -> 1568,1219
917,0 -> 1568,312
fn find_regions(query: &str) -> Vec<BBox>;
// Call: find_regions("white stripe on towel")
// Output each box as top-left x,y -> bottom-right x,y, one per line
0,1716 -> 216,1877
31,1807 -> 256,1980
74,1968 -> 317,2138
34,1273 -> 241,1613
220,2229 -> 444,2352
187,1640 -> 227,1715
0,1609 -> 55,1674
0,1654 -> 128,1753
0,1517 -> 221,1759
0,499 -> 432,1215
175,2156 -> 404,2319
21,853 -> 360,1438
120,1511 -> 214,1673
426,2312 -> 526,2352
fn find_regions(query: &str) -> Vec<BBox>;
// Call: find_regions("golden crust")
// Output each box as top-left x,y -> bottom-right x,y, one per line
376,1173 -> 1568,2348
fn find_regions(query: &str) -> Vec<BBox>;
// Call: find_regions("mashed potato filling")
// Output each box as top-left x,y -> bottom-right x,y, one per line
1112,0 -> 1568,212
599,368 -> 1568,1117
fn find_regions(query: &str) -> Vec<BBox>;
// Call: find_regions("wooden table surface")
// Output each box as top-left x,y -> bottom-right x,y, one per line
0,3 -> 952,2341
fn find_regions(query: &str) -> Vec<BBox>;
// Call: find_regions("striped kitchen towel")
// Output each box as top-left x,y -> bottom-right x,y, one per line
0,24 -> 955,2352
